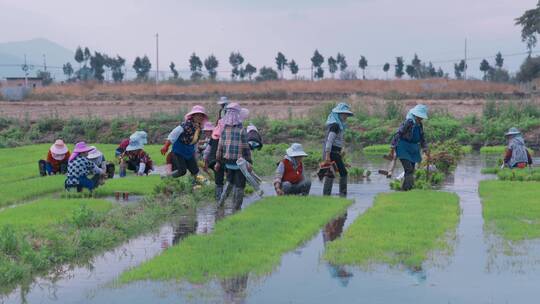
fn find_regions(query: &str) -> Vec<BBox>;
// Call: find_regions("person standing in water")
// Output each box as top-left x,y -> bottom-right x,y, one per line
322,102 -> 354,197
389,104 -> 430,191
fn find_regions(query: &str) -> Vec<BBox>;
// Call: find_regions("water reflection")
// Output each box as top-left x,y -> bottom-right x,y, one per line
323,213 -> 353,287
220,275 -> 249,304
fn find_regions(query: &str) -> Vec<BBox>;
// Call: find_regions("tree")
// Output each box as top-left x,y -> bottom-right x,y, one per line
480,59 -> 491,80
336,53 -> 348,72
109,56 -> 126,82
516,2 -> 540,51
83,47 -> 91,66
405,65 -> 416,79
255,66 -> 278,81
229,52 -> 244,80
486,67 -> 510,83
516,56 -> 540,82
63,62 -> 74,80
454,60 -> 466,79
289,60 -> 299,79
327,56 -> 338,78
382,63 -> 390,79
275,52 -> 288,79
169,62 -> 179,79
245,63 -> 257,80
133,55 -> 152,81
74,47 -> 84,69
495,52 -> 504,69
395,57 -> 404,78
358,56 -> 368,79
310,50 -> 324,80
437,67 -> 445,78
189,53 -> 203,81
204,55 -> 219,81
90,52 -> 106,82
411,54 -> 421,78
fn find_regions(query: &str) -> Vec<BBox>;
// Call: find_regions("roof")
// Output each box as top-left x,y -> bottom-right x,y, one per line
5,77 -> 43,81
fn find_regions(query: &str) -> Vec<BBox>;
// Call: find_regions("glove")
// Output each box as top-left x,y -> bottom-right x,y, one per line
161,140 -> 171,155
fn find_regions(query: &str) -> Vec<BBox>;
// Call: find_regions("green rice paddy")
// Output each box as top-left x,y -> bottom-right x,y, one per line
119,196 -> 352,283
325,191 -> 460,269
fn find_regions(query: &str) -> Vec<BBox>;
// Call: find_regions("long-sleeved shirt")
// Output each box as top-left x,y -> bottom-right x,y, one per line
66,155 -> 103,186
274,156 -> 304,185
323,123 -> 344,154
390,119 -> 427,151
46,150 -> 70,172
216,125 -> 251,163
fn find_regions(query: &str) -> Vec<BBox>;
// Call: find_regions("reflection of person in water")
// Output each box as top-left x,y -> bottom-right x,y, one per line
220,275 -> 249,304
323,213 -> 353,287
196,204 -> 217,234
172,214 -> 197,245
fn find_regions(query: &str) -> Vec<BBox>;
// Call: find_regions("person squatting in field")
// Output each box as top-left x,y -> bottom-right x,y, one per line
215,102 -> 251,210
65,142 -> 106,192
322,102 -> 354,197
274,143 -> 311,196
121,131 -> 154,176
161,105 -> 208,179
39,139 -> 71,176
87,146 -> 115,179
503,127 -> 533,169
389,104 -> 430,191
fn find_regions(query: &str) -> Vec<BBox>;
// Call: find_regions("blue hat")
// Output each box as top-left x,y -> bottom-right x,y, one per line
331,102 -> 354,115
505,127 -> 521,136
126,131 -> 147,151
410,104 -> 428,120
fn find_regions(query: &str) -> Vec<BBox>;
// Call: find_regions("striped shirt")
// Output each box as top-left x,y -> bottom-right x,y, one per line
216,125 -> 251,163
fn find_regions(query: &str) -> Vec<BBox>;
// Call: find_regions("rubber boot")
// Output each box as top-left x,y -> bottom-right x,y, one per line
339,175 -> 348,197
38,160 -> 47,177
215,185 -> 224,202
218,183 -> 233,207
323,177 -> 334,196
232,187 -> 245,211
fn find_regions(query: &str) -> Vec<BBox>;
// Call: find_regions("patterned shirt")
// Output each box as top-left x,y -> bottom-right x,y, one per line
123,150 -> 153,169
216,125 -> 251,163
66,155 -> 102,186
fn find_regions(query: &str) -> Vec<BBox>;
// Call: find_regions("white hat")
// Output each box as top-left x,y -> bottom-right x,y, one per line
87,146 -> 103,159
286,143 -> 308,157
218,96 -> 229,105
247,124 -> 258,133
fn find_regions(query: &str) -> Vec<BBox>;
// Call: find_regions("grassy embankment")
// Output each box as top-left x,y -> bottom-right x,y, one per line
325,191 -> 460,269
119,196 -> 352,284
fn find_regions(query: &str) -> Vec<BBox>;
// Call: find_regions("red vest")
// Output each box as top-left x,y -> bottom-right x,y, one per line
282,158 -> 303,184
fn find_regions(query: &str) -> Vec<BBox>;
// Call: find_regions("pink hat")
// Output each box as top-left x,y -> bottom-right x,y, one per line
203,121 -> 215,131
185,105 -> 208,121
226,102 -> 241,112
69,141 -> 94,161
50,139 -> 68,155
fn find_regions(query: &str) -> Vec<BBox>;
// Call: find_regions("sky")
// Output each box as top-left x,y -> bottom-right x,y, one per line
0,0 -> 537,79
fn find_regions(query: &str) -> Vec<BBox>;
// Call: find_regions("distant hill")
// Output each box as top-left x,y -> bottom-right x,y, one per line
0,38 -> 74,80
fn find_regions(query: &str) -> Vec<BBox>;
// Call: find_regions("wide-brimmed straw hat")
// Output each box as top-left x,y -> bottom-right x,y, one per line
50,139 -> 68,155
87,146 -> 103,159
286,143 -> 308,157
505,127 -> 521,136
332,102 -> 354,115
126,131 -> 147,151
226,102 -> 241,112
410,104 -> 428,120
185,105 -> 209,121
217,96 -> 230,105
73,142 -> 93,153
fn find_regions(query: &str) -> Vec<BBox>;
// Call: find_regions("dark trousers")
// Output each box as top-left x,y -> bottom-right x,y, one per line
170,153 -> 199,178
39,160 -> 67,176
226,169 -> 246,188
65,175 -> 100,192
400,159 -> 416,191
212,164 -> 225,186
126,160 -> 152,175
330,151 -> 347,177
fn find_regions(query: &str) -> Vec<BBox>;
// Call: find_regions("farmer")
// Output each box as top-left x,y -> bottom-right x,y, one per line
115,138 -> 130,158
215,103 -> 252,210
247,124 -> 263,151
65,142 -> 105,192
274,143 -> 311,196
160,105 -> 208,179
389,104 -> 429,191
39,139 -> 70,176
122,131 -> 154,176
204,98 -> 231,200
322,102 -> 354,197
503,127 -> 533,169
88,146 -> 115,179
197,121 -> 215,159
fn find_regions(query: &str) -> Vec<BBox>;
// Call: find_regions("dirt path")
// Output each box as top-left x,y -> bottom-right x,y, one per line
0,97 -> 537,121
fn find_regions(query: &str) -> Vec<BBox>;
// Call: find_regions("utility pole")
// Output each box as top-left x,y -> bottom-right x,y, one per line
22,54 -> 29,87
155,33 -> 159,94
43,54 -> 47,71
464,38 -> 468,80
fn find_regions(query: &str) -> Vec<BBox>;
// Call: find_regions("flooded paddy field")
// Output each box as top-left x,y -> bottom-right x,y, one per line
3,153 -> 540,304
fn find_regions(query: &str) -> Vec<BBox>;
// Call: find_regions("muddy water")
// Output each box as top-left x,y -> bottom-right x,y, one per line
3,154 -> 540,303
